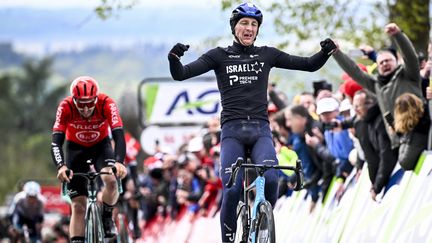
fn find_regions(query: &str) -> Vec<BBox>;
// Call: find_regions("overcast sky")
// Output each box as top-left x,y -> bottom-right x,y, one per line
0,0 -> 219,9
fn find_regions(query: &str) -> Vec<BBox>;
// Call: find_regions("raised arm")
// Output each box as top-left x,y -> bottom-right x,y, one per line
168,43 -> 215,81
386,23 -> 420,82
274,38 -> 337,72
333,50 -> 377,93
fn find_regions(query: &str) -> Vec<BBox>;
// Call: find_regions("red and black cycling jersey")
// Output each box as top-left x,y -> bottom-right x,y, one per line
53,93 -> 123,147
169,41 -> 331,125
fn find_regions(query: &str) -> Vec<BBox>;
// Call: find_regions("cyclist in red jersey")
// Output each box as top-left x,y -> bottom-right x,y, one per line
50,76 -> 127,243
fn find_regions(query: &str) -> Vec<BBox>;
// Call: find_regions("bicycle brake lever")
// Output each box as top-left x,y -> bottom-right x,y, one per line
225,157 -> 244,188
110,166 -> 123,194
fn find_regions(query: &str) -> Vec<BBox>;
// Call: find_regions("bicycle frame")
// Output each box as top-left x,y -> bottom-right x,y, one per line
226,157 -> 303,243
243,170 -> 266,243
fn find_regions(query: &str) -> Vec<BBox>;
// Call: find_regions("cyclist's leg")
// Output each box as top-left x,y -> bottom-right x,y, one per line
250,126 -> 279,206
70,196 -> 87,242
219,135 -> 245,243
95,139 -> 119,237
66,141 -> 91,242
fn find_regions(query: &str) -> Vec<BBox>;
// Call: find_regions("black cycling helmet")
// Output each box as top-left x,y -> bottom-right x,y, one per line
229,3 -> 263,34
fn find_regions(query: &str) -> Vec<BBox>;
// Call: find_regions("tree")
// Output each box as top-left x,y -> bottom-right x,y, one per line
0,57 -> 67,203
14,58 -> 68,133
95,0 -> 138,20
221,0 -> 430,54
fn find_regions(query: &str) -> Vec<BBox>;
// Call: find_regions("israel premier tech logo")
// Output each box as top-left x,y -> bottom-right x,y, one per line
226,61 -> 264,75
226,61 -> 264,86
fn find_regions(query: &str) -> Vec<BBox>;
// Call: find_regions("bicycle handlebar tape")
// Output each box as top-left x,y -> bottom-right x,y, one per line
294,160 -> 304,191
225,157 -> 244,188
61,170 -> 72,202
111,166 -> 123,194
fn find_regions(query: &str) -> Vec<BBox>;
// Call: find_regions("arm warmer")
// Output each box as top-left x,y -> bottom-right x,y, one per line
112,128 -> 126,163
51,132 -> 66,169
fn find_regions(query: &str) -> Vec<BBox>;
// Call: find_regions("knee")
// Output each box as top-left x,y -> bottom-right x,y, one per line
223,184 -> 242,203
102,176 -> 117,192
71,201 -> 86,217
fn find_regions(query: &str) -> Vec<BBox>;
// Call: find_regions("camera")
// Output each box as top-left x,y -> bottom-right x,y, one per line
322,121 -> 339,130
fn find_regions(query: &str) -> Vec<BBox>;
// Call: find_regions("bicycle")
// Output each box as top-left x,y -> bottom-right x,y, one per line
9,224 -> 37,243
226,157 -> 304,243
62,165 -> 123,243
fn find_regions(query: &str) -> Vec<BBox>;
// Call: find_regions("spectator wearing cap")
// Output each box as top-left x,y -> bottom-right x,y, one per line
353,90 -> 398,201
316,97 -> 354,181
188,136 -> 212,166
339,99 -> 353,119
333,23 -> 425,149
339,64 -> 365,102
138,164 -> 169,223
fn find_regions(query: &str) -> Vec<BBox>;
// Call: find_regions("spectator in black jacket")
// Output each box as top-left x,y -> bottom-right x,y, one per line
394,93 -> 430,170
353,90 -> 398,201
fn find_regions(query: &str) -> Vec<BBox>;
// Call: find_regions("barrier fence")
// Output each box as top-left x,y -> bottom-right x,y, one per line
138,151 -> 432,243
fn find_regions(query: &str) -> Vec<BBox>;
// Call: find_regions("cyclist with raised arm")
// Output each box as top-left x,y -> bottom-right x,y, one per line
50,76 -> 127,243
168,3 -> 337,242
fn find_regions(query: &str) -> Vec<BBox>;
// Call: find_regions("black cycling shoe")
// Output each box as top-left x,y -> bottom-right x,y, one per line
102,217 -> 117,238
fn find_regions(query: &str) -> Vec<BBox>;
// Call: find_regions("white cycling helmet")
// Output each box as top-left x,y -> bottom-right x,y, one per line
23,181 -> 41,197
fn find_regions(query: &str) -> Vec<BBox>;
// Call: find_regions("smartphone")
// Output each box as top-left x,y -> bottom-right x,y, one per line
348,49 -> 365,58
383,111 -> 394,128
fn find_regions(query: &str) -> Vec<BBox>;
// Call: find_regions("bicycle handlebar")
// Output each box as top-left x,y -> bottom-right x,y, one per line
225,157 -> 304,191
62,166 -> 123,197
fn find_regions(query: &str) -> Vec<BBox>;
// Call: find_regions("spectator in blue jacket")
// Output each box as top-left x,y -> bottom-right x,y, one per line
316,97 -> 354,180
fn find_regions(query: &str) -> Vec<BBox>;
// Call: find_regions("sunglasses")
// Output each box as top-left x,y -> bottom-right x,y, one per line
74,97 -> 97,110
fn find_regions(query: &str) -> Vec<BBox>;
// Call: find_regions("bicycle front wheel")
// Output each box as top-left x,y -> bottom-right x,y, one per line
86,203 -> 105,243
254,201 -> 275,243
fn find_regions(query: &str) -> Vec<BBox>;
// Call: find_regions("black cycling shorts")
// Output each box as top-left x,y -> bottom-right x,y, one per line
65,138 -> 115,198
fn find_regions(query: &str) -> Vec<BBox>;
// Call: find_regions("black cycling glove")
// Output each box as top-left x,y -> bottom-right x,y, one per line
320,38 -> 337,55
168,43 -> 190,60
